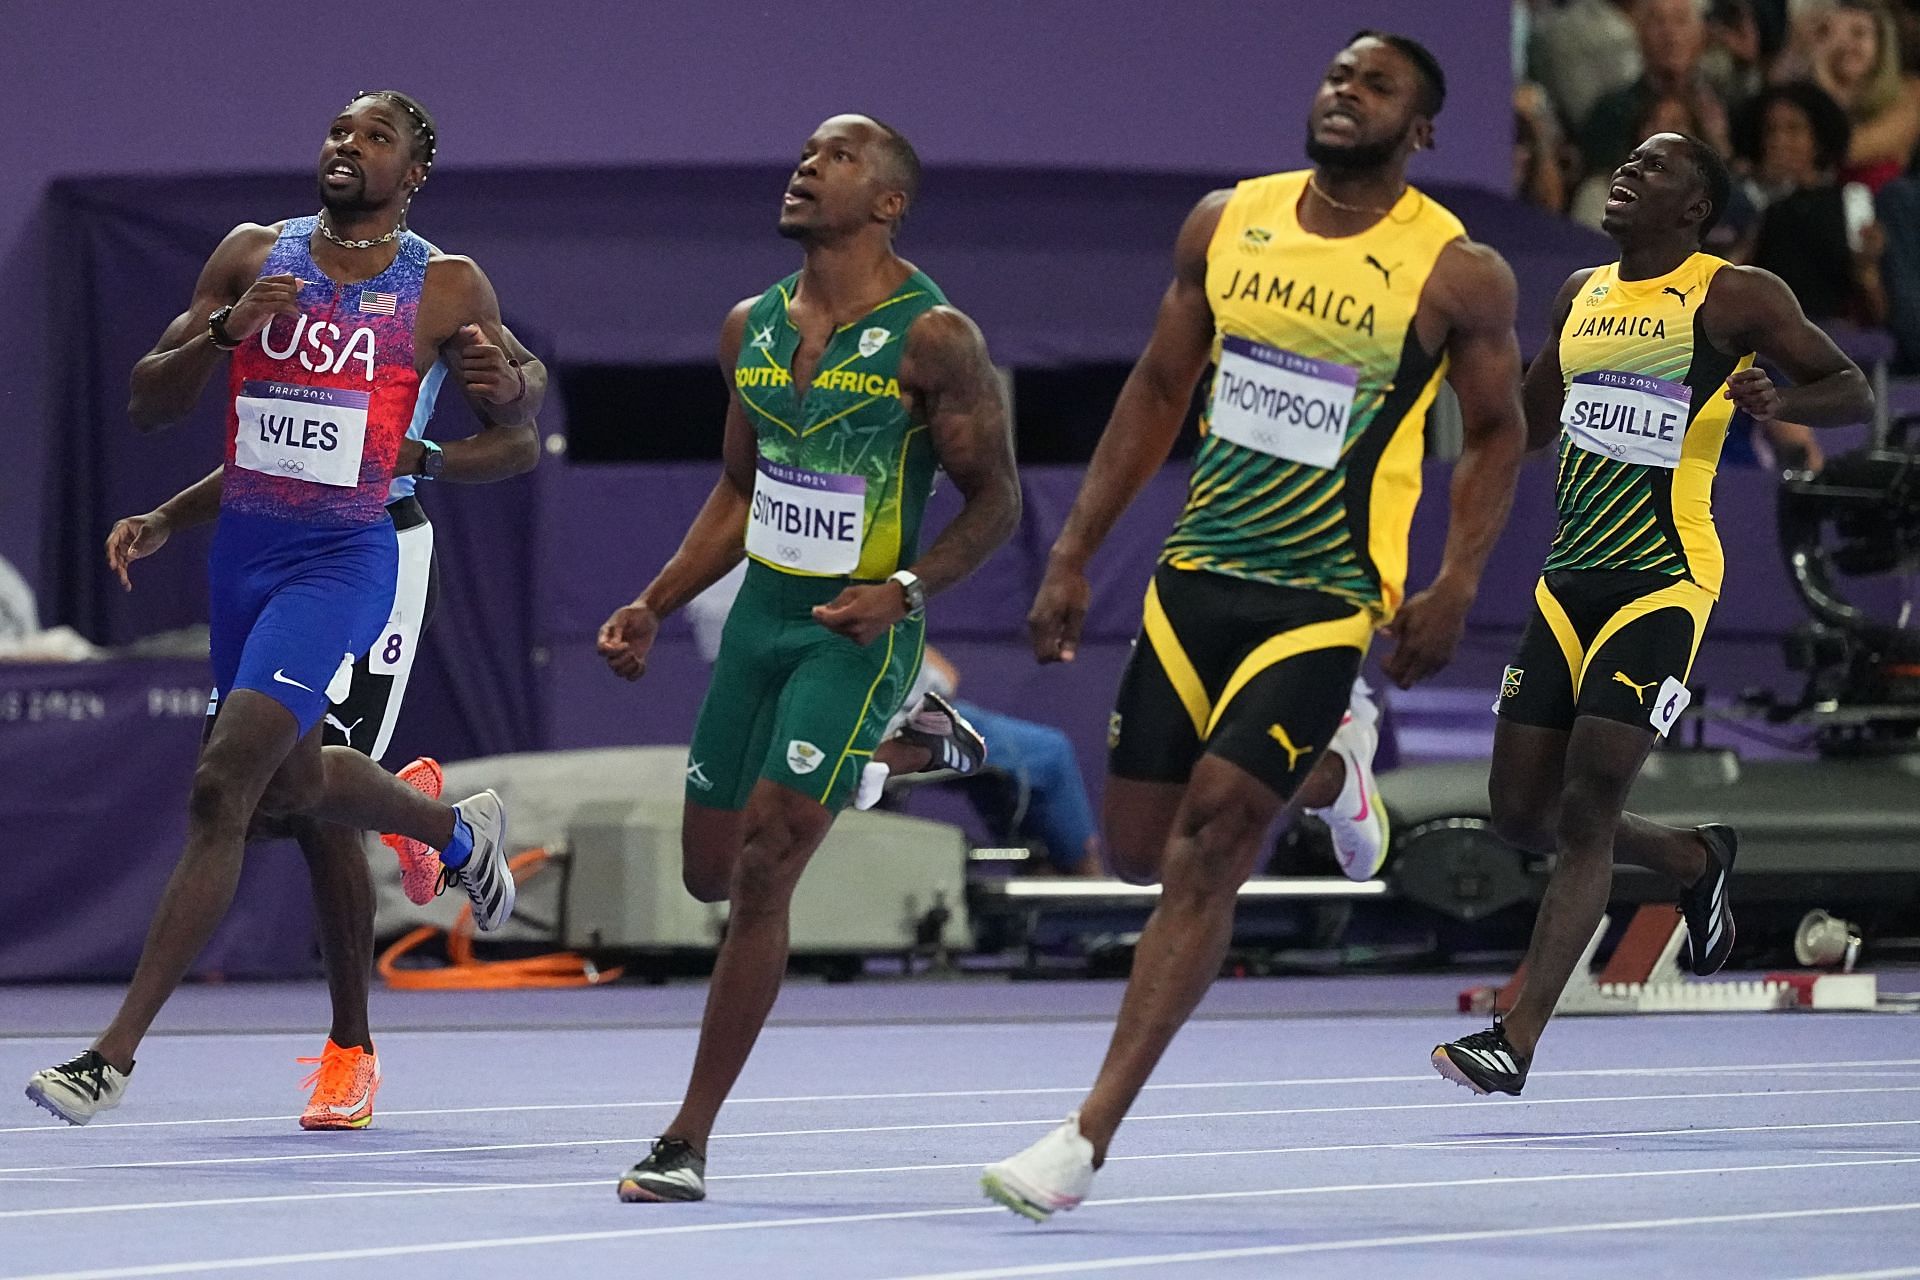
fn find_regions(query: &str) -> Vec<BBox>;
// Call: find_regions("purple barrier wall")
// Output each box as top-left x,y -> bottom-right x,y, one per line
0,660 -> 318,981
4,3 -> 1517,598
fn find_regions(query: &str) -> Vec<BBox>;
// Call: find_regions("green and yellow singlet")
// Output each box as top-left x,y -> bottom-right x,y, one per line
1543,253 -> 1749,595
1160,170 -> 1466,619
732,270 -> 947,581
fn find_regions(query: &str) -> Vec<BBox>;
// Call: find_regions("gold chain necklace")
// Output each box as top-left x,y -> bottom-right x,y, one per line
1306,173 -> 1403,217
316,211 -> 406,250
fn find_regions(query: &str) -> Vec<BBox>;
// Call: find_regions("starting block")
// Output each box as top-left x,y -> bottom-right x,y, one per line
1459,904 -> 1877,1016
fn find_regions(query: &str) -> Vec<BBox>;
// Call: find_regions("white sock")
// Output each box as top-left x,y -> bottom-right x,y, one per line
854,761 -> 891,811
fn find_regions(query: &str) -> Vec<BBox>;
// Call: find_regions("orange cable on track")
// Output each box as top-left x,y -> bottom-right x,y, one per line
377,848 -> 624,989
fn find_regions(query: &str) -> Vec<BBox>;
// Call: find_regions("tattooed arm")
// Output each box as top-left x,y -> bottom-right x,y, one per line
812,305 -> 1022,645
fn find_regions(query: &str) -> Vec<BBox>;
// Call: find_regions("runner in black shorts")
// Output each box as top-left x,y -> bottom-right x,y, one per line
989,34 -> 1529,1221
1110,565 -> 1370,799
1432,133 -> 1872,1098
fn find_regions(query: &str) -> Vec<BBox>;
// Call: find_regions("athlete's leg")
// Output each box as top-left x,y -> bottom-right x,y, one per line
259,739 -> 455,848
1102,778 -> 1184,884
1078,755 -> 1286,1159
661,779 -> 836,1151
681,803 -> 744,904
1615,815 -> 1708,881
648,609 -> 922,1165
1293,751 -> 1344,809
874,738 -> 932,775
292,817 -> 374,1052
1487,719 -> 1569,855
1077,615 -> 1363,1155
1500,715 -> 1657,1057
94,690 -> 303,1070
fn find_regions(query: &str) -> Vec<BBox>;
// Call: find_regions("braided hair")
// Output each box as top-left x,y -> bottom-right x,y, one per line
348,90 -> 438,180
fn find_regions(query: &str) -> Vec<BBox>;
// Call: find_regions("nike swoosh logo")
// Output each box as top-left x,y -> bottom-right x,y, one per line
1353,784 -> 1370,824
327,1090 -> 371,1115
272,669 -> 315,693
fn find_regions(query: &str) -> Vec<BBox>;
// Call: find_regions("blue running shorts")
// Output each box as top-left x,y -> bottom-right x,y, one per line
208,510 -> 398,736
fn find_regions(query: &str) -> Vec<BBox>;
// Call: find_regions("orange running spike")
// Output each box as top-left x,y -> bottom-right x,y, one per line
382,756 -> 445,906
297,1040 -> 380,1131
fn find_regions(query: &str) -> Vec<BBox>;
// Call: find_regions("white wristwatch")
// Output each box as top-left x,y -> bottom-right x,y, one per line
888,570 -> 926,619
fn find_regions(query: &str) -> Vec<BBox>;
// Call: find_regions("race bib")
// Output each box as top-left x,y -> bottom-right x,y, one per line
1208,336 -> 1358,470
1562,370 -> 1689,469
234,381 -> 368,487
1649,676 -> 1691,737
746,460 -> 866,574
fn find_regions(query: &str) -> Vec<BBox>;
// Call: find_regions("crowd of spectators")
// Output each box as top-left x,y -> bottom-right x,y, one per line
1515,0 -> 1920,384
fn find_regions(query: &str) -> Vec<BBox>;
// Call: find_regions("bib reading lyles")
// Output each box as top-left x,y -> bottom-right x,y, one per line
1562,370 -> 1690,469
746,459 -> 867,575
1207,336 -> 1359,470
233,381 -> 369,487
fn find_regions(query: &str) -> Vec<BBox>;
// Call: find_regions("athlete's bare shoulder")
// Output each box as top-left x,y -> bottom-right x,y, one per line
223,221 -> 284,245
210,221 -> 281,270
1560,264 -> 1602,298
1433,237 -> 1517,289
423,250 -> 483,283
1543,265 -> 1602,327
1173,189 -> 1235,282
901,304 -> 992,391
1699,262 -> 1804,353
1424,237 -> 1519,334
718,295 -> 761,370
1699,261 -> 1792,313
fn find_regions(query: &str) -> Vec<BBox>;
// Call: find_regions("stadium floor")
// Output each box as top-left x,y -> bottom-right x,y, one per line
3,975 -> 1918,1279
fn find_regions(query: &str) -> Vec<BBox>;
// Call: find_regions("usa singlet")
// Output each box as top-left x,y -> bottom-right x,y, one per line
1160,171 -> 1466,619
223,216 -> 443,526
205,217 -> 443,736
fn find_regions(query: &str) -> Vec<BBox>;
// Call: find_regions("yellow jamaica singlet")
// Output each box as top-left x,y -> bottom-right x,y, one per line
1543,253 -> 1750,596
1159,170 -> 1465,619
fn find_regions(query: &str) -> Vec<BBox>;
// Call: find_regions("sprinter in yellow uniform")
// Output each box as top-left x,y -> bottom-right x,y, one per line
986,32 -> 1529,1219
1434,133 -> 1872,1097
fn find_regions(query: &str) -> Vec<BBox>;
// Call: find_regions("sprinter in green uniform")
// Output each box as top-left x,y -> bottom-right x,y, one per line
691,266 -> 948,812
595,114 -> 1021,1203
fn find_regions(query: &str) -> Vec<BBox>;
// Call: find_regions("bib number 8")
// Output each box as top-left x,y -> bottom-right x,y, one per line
372,630 -> 407,674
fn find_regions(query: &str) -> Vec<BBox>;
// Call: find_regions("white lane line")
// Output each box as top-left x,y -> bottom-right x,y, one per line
5,1083 -> 1919,1176
5,1057 -> 1916,1135
303,1179 -> 500,1188
1787,1269 -> 1920,1280
878,1202 -> 1920,1280
6,1117 -> 1920,1219
7,1167 -> 1920,1280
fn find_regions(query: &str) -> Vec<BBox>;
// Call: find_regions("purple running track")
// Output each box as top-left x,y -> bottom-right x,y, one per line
2,975 -> 1918,1279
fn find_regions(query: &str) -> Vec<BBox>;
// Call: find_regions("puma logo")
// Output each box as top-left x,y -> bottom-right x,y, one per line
323,713 -> 365,747
1363,255 -> 1396,286
1267,723 -> 1311,772
1612,671 -> 1657,704
1662,284 -> 1697,306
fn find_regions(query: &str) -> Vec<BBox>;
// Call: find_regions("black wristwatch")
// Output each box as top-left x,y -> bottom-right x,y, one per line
888,569 -> 926,619
207,305 -> 241,351
416,438 -> 446,480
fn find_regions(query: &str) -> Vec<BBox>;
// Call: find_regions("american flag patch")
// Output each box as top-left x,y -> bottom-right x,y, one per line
358,291 -> 398,316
